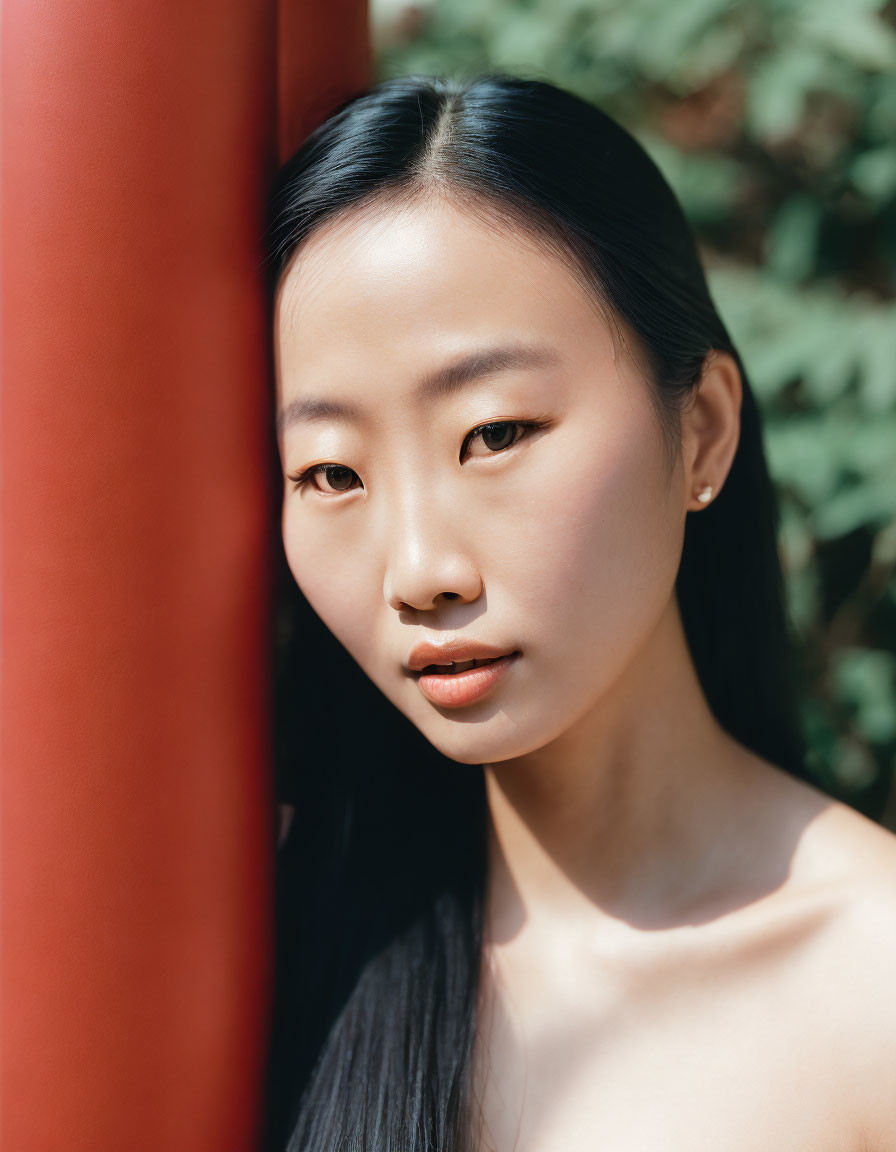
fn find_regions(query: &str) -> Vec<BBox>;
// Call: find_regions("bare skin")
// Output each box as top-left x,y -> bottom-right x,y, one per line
274,192 -> 896,1150
474,679 -> 896,1151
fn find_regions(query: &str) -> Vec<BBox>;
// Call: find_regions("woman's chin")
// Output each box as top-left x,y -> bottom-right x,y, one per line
418,721 -> 542,768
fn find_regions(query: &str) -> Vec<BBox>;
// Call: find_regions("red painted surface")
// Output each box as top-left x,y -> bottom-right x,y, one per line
0,2 -> 370,1148
278,0 -> 372,163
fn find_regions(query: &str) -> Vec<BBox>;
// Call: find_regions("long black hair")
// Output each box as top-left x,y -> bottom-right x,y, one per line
261,72 -> 812,1152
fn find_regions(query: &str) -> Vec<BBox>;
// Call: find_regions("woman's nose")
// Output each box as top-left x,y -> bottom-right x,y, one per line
382,503 -> 482,612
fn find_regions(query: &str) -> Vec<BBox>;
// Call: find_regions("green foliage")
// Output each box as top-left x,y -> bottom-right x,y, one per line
376,0 -> 896,823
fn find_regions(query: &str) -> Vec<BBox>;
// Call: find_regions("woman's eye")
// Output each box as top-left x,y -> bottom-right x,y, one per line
462,420 -> 541,459
288,420 -> 545,497
288,463 -> 361,495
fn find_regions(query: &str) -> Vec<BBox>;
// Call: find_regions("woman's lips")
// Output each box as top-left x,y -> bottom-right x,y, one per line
416,651 -> 520,707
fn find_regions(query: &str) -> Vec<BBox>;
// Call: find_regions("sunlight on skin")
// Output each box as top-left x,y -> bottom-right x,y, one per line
273,194 -> 896,1151
274,193 -> 745,917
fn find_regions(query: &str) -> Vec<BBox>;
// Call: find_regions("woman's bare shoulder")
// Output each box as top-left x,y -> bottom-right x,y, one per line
794,786 -> 896,895
781,778 -> 896,971
790,792 -> 896,1148
746,755 -> 896,891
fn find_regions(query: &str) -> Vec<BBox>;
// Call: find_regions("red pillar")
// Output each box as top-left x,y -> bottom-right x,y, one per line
0,2 -> 370,1149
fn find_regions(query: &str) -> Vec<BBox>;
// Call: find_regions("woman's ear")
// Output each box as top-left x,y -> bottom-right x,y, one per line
680,349 -> 742,511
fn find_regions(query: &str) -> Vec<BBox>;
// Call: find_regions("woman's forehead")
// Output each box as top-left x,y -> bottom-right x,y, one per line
275,197 -> 615,380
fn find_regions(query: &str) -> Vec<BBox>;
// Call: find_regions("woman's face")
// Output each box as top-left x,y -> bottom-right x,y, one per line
274,196 -> 688,766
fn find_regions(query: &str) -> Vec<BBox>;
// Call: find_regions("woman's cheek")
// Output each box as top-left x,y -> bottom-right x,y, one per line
508,424 -> 679,686
282,514 -> 375,655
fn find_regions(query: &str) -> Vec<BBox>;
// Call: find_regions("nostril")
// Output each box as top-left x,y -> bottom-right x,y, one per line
441,592 -> 460,600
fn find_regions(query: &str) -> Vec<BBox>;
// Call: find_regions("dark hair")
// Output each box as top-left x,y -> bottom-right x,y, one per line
261,72 -> 812,1152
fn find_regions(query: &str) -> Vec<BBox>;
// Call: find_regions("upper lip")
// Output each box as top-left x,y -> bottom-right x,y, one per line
405,639 -> 519,674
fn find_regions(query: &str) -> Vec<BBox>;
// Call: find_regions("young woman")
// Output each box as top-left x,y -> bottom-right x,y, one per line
263,73 -> 896,1152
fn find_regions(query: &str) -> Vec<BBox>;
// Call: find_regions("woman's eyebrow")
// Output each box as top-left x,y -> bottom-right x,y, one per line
416,340 -> 561,402
275,340 -> 561,436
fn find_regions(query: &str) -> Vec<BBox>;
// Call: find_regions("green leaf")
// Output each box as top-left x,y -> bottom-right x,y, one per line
855,311 -> 896,412
851,145 -> 896,203
797,4 -> 896,71
832,648 -> 896,744
746,46 -> 825,142
832,735 -> 879,789
632,0 -> 741,82
811,471 -> 896,539
764,195 -> 822,284
765,420 -> 842,505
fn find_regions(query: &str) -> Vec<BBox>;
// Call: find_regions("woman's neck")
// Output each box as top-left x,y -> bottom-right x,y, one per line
482,594 -> 761,946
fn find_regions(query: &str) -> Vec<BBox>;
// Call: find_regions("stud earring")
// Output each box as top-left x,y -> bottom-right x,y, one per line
696,485 -> 713,504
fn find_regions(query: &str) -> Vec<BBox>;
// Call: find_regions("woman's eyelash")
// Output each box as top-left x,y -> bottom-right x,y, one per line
462,418 -> 547,458
287,419 -> 548,494
287,462 -> 353,492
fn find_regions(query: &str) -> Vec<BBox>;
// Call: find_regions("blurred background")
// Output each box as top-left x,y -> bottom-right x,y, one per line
368,0 -> 896,827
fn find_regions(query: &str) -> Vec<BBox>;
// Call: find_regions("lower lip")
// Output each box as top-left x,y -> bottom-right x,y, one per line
416,653 -> 520,707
